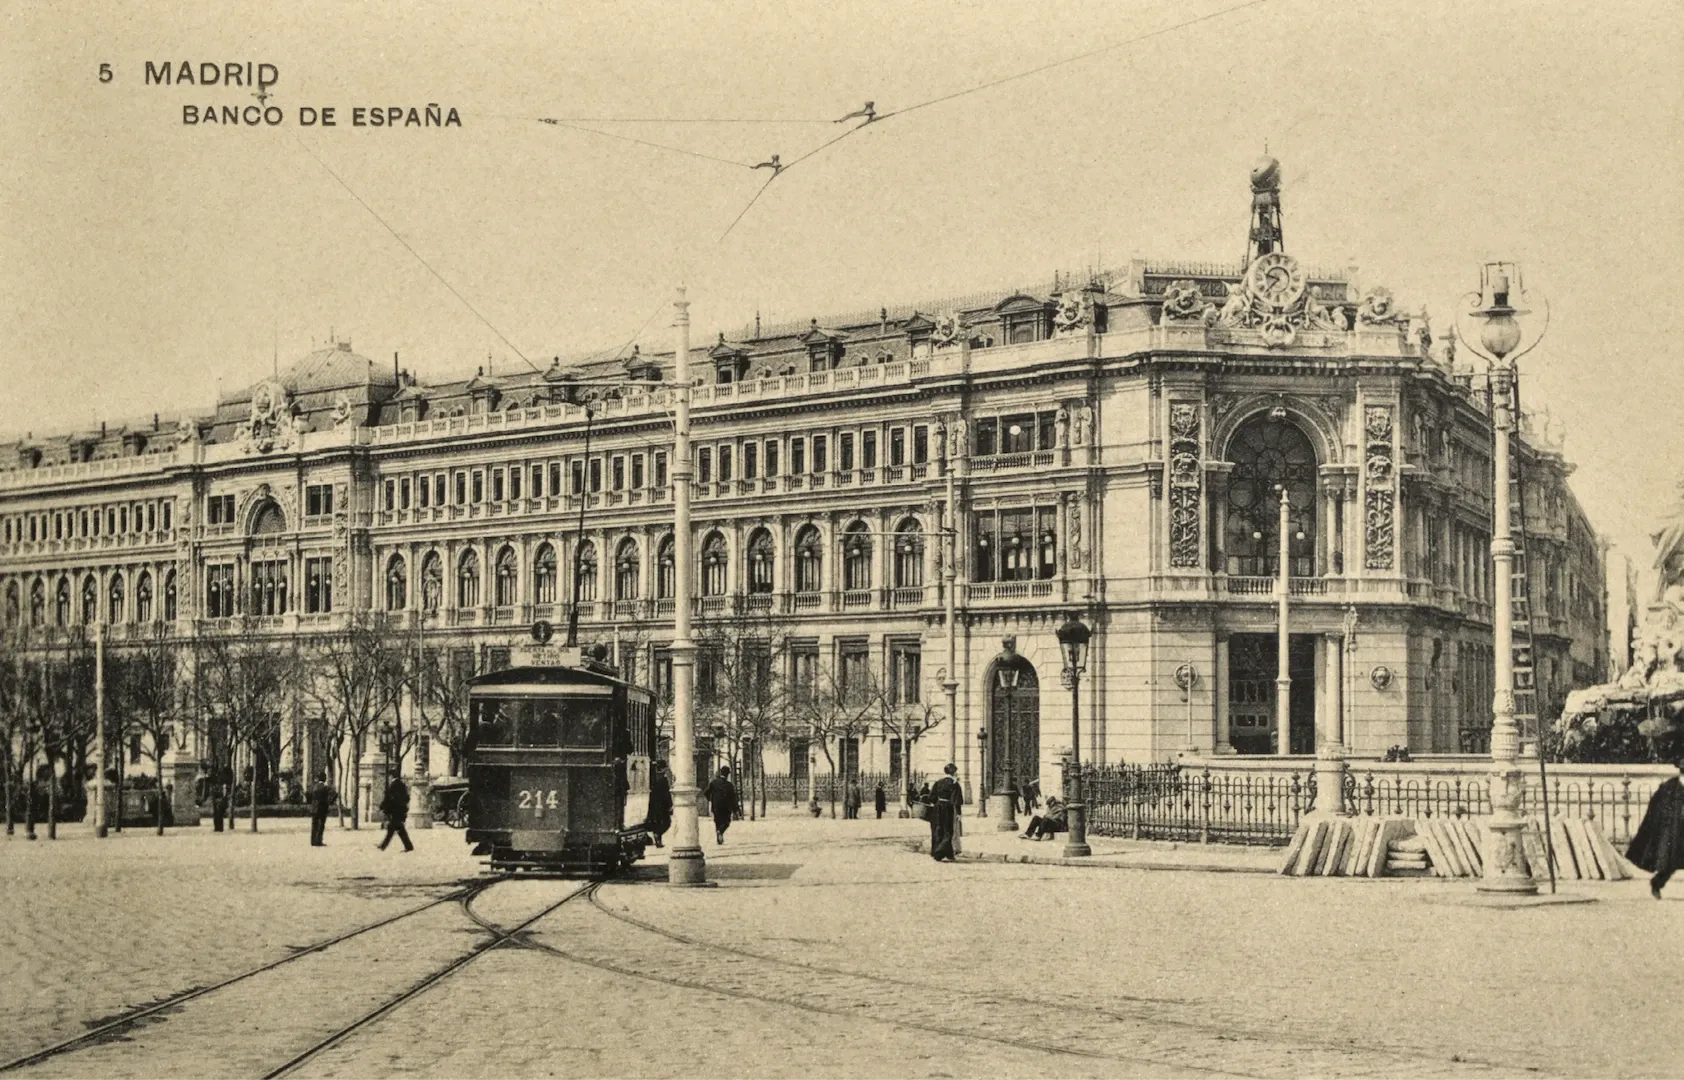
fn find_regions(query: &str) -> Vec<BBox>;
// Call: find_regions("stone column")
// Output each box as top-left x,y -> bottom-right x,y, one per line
405,681 -> 432,830
1316,631 -> 1347,815
1214,633 -> 1233,753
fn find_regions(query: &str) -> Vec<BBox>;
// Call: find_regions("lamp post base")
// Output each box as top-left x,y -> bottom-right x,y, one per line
1478,764 -> 1537,895
666,845 -> 708,886
991,792 -> 1018,831
1062,801 -> 1090,857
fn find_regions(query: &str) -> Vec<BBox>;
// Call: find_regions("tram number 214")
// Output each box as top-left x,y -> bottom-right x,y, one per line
517,789 -> 560,811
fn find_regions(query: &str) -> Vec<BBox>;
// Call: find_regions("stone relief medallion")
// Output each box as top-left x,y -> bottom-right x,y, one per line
1053,291 -> 1091,334
1160,279 -> 1209,322
931,313 -> 968,348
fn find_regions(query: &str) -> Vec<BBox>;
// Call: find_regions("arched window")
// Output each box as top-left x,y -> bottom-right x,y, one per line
576,541 -> 598,602
615,538 -> 640,601
842,521 -> 872,591
81,576 -> 97,624
108,574 -> 126,624
893,519 -> 923,589
656,535 -> 675,600
533,543 -> 558,605
1225,413 -> 1318,577
54,577 -> 71,626
251,501 -> 286,535
30,579 -> 46,627
701,532 -> 728,597
794,525 -> 823,593
493,546 -> 518,607
458,550 -> 481,608
5,582 -> 19,627
385,555 -> 407,611
420,552 -> 443,612
746,528 -> 774,594
136,572 -> 153,622
163,571 -> 177,621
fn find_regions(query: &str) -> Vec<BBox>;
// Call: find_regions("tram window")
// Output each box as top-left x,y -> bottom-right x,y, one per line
564,702 -> 610,748
522,702 -> 565,746
472,699 -> 519,745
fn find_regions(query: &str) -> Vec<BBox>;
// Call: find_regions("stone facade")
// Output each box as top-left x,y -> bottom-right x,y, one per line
0,185 -> 1611,805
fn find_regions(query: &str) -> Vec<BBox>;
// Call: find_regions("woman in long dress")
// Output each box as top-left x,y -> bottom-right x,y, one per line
1627,753 -> 1684,899
928,763 -> 963,861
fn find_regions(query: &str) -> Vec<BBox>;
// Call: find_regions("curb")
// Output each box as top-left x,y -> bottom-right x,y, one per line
905,841 -> 1276,875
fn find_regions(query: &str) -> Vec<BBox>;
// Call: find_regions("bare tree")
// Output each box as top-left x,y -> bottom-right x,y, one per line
298,612 -> 408,828
111,623 -> 183,834
412,644 -> 473,778
194,619 -> 299,832
693,602 -> 793,819
0,628 -> 24,836
31,630 -> 96,840
791,659 -> 875,819
859,661 -> 946,816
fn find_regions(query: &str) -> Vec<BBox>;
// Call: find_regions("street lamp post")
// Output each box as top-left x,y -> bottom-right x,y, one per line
94,619 -> 107,838
943,464 -> 961,803
1275,486 -> 1292,757
1460,262 -> 1546,895
667,285 -> 706,886
975,728 -> 988,818
992,665 -> 1019,831
1056,614 -> 1091,857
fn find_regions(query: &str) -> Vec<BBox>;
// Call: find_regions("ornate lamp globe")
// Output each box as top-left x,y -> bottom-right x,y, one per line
1056,613 -> 1091,675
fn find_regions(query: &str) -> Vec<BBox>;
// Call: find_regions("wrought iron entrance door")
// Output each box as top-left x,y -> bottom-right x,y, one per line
1228,633 -> 1318,754
988,664 -> 1040,794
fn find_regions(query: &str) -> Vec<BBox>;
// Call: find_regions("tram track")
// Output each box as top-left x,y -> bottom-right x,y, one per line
511,881 -> 1535,1079
0,876 -> 504,1077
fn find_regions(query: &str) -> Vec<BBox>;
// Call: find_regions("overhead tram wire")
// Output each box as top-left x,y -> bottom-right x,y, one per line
294,137 -> 545,375
533,119 -> 764,171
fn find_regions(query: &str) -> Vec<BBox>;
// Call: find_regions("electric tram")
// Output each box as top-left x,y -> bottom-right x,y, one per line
462,635 -> 658,874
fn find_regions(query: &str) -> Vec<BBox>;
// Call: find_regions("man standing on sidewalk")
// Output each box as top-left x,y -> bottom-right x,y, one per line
307,772 -> 334,847
701,766 -> 737,845
376,772 -> 414,853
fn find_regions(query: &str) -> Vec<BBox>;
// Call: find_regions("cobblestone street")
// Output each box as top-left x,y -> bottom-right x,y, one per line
1,812 -> 1678,1078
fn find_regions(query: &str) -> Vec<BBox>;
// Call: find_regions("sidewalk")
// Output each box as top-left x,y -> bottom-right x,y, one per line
908,814 -> 1283,873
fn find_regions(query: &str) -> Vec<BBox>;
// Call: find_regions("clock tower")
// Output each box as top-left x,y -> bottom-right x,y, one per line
1246,154 -> 1285,265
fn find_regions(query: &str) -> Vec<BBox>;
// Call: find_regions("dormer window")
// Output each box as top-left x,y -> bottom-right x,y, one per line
995,295 -> 1051,345
709,333 -> 749,385
800,320 -> 845,372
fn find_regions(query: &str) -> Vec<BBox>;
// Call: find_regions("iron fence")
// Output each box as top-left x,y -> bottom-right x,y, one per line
1081,763 -> 1314,846
759,772 -> 926,807
1341,769 -> 1662,845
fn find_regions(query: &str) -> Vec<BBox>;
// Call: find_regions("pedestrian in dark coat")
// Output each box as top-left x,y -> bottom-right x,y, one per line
844,778 -> 862,819
645,761 -> 673,848
873,782 -> 887,819
928,763 -> 963,861
701,767 -> 737,844
377,774 -> 414,852
1627,757 -> 1684,899
308,773 -> 334,847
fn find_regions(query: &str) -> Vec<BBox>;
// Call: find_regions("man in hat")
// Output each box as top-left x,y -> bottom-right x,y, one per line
644,760 -> 673,848
376,771 -> 414,853
701,766 -> 737,845
928,763 -> 963,861
307,772 -> 335,847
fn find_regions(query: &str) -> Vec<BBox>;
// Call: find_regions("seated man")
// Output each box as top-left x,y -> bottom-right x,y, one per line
1021,797 -> 1068,841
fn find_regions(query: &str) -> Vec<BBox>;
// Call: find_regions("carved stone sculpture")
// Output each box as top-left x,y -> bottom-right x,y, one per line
1160,279 -> 1209,322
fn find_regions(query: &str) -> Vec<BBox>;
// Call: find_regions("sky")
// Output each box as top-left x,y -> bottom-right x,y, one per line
1,0 -> 1679,586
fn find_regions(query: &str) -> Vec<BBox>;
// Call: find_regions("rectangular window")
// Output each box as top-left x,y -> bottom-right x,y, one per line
719,445 -> 733,483
384,480 -> 396,511
813,435 -> 827,473
839,643 -> 871,704
913,425 -> 928,465
208,494 -> 236,525
434,474 -> 446,507
471,471 -> 484,503
791,643 -> 819,705
1037,411 -> 1057,451
612,456 -> 626,491
530,464 -> 543,498
698,448 -> 712,485
305,557 -> 333,613
146,504 -> 156,531
492,469 -> 505,503
509,466 -> 522,501
631,454 -> 646,489
454,472 -> 467,505
1002,414 -> 1034,453
839,432 -> 855,472
400,478 -> 411,509
418,476 -> 430,508
890,642 -> 922,705
571,460 -> 585,495
655,452 -> 668,489
890,428 -> 906,467
206,564 -> 236,618
765,440 -> 779,477
654,648 -> 674,704
975,418 -> 997,457
791,437 -> 805,475
548,462 -> 562,497
589,458 -> 602,492
743,442 -> 757,480
53,514 -> 62,540
120,507 -> 129,534
973,513 -> 998,583
862,430 -> 877,470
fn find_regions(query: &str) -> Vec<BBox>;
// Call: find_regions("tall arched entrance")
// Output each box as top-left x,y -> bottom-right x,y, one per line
985,646 -> 1039,796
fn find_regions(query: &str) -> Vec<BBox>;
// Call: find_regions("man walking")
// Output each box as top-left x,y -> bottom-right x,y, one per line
308,772 -> 334,847
376,772 -> 414,853
701,766 -> 737,845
